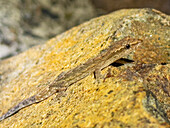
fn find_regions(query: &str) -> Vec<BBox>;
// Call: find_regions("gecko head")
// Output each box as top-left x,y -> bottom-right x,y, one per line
109,37 -> 143,59
121,37 -> 143,51
99,37 -> 143,61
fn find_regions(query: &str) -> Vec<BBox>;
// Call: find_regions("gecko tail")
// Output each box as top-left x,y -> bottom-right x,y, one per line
0,95 -> 36,121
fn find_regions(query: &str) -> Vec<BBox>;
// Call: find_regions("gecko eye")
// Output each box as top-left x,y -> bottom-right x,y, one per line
126,44 -> 130,49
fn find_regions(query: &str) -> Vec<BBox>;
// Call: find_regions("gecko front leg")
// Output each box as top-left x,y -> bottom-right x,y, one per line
94,68 -> 104,83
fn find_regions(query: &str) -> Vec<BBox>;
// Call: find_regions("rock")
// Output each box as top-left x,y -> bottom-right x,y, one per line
0,8 -> 169,127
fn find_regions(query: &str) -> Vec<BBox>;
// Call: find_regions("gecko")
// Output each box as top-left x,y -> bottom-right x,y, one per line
0,36 -> 142,121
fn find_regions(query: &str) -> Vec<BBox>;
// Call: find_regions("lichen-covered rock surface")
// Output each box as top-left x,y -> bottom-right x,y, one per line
0,9 -> 169,127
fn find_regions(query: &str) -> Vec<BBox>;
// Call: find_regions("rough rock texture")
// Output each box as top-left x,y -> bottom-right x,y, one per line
0,9 -> 169,127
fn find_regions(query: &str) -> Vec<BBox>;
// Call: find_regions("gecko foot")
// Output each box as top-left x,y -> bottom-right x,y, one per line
103,67 -> 115,82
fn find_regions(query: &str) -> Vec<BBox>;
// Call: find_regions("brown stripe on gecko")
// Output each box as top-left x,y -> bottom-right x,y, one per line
0,37 -> 142,121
